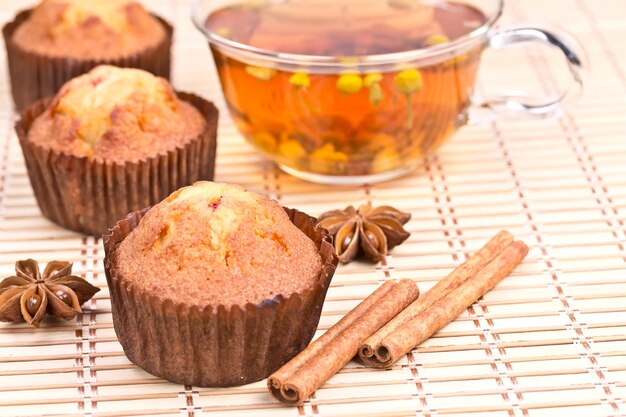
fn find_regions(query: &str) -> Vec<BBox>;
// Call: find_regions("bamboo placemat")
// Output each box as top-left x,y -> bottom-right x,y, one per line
1,0 -> 626,416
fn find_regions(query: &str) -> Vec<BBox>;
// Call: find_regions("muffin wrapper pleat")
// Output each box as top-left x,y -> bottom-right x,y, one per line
3,9 -> 173,111
15,92 -> 218,236
103,207 -> 338,387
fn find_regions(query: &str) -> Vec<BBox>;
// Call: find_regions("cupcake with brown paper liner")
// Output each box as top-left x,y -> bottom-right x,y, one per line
15,65 -> 218,236
3,0 -> 172,111
103,181 -> 338,387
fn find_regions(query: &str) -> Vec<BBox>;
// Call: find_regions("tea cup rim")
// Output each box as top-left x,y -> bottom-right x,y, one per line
191,0 -> 504,70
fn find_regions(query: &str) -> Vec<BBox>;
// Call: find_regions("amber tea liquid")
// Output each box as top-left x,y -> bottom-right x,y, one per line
206,0 -> 487,178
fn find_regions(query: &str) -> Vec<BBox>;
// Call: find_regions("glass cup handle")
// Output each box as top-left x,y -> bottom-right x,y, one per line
474,25 -> 587,120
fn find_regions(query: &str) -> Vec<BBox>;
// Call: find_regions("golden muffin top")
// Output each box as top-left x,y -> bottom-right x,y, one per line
53,65 -> 177,147
12,0 -> 166,59
115,182 -> 324,306
46,0 -> 135,33
27,66 -> 206,163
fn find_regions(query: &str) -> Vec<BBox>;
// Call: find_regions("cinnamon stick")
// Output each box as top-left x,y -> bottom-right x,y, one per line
268,279 -> 419,405
359,230 -> 513,361
359,240 -> 529,368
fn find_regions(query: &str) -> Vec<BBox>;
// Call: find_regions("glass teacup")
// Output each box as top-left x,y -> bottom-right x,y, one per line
192,0 -> 585,184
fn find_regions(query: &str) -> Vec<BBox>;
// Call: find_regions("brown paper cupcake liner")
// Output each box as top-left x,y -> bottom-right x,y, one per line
3,9 -> 173,111
103,206 -> 338,387
15,92 -> 218,237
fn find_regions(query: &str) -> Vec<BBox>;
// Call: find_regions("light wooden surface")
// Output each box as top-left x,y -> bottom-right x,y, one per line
1,0 -> 626,416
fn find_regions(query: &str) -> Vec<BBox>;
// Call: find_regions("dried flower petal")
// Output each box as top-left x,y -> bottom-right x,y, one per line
215,27 -> 231,39
394,69 -> 423,95
289,72 -> 310,89
425,34 -> 450,46
278,140 -> 307,160
369,82 -> 384,106
245,66 -> 276,81
364,73 -> 383,88
336,74 -> 363,94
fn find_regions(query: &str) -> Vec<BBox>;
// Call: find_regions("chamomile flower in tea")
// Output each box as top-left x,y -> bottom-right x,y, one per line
205,0 -> 487,178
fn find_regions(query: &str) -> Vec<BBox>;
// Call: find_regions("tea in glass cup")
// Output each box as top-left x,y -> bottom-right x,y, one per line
193,0 -> 585,184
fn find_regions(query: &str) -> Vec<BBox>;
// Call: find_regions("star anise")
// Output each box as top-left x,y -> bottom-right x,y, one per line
0,259 -> 100,327
318,204 -> 411,264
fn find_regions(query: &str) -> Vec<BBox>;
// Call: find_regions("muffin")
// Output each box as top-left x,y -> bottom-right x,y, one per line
4,0 -> 172,110
103,181 -> 338,386
15,65 -> 218,236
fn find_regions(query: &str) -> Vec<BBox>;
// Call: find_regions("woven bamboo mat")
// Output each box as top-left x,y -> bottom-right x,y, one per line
2,0 -> 626,416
